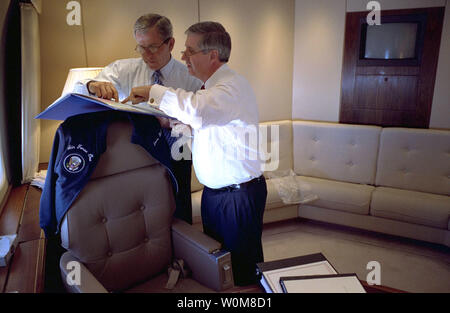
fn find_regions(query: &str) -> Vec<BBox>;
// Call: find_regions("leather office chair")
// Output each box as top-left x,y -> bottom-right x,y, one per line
58,118 -> 234,292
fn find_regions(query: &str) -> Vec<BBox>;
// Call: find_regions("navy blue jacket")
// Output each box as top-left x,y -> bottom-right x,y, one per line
39,111 -> 178,238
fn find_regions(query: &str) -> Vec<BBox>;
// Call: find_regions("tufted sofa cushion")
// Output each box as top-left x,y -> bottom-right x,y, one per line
371,187 -> 450,229
264,178 -> 289,210
260,120 -> 294,173
375,128 -> 450,196
293,121 -> 381,185
296,176 -> 374,215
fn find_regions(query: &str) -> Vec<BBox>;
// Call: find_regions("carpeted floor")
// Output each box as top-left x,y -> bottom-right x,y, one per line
261,218 -> 450,293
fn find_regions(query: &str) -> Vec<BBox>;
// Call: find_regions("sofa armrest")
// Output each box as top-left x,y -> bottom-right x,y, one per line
171,218 -> 234,291
59,252 -> 108,293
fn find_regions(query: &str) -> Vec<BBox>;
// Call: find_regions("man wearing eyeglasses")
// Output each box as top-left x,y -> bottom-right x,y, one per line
75,14 -> 202,225
123,22 -> 267,286
76,13 -> 201,101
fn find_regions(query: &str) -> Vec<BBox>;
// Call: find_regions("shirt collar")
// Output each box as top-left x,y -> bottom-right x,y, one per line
153,55 -> 175,80
204,64 -> 229,89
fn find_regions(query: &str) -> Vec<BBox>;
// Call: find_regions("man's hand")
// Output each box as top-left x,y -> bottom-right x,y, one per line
87,81 -> 119,102
121,85 -> 152,104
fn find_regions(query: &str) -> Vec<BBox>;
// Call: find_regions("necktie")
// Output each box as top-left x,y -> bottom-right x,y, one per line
152,70 -> 163,86
152,70 -> 177,148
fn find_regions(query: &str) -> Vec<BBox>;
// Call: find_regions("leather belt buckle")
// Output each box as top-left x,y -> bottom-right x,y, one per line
217,175 -> 264,192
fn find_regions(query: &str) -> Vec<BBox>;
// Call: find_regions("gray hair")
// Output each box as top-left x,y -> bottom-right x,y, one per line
134,14 -> 173,40
185,21 -> 231,62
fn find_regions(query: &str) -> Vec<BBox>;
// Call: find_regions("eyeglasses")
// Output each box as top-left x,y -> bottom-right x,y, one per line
181,48 -> 210,58
135,37 -> 171,54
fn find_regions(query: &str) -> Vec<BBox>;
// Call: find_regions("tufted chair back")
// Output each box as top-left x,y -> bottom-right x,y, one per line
60,119 -> 176,291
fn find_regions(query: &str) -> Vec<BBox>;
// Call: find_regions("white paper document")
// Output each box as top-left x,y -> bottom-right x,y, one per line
262,260 -> 337,293
280,274 -> 366,293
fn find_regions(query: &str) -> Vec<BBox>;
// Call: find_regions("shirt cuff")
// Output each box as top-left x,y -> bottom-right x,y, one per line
148,84 -> 169,107
74,78 -> 95,95
78,79 -> 109,95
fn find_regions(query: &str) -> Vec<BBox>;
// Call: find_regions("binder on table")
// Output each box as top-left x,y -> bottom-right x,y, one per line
256,253 -> 338,293
279,273 -> 366,293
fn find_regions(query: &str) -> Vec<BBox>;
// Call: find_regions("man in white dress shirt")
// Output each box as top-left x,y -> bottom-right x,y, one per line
123,21 -> 268,286
75,14 -> 202,224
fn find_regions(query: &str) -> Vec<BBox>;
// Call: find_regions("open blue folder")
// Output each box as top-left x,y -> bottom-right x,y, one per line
35,93 -> 172,121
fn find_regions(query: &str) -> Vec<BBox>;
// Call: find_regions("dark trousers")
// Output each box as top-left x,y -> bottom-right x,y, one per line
163,127 -> 193,224
172,159 -> 193,224
201,176 -> 267,286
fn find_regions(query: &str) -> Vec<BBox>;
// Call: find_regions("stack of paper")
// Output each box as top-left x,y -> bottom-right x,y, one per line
256,253 -> 366,293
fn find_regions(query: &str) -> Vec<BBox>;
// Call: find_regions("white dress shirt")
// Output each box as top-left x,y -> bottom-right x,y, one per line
74,56 -> 202,99
149,64 -> 263,189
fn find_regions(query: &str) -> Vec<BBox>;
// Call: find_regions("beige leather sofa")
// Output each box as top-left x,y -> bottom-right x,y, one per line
191,120 -> 450,247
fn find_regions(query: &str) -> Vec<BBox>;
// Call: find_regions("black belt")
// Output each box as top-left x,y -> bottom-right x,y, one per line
211,175 -> 264,192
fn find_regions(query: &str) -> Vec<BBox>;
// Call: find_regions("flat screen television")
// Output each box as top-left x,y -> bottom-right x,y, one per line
358,14 -> 426,66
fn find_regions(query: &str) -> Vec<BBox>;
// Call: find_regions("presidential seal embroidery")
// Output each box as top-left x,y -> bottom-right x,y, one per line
63,153 -> 85,173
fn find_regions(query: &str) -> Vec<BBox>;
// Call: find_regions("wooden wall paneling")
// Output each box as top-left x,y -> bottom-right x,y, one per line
340,12 -> 360,122
340,7 -> 445,128
354,75 -> 379,110
415,7 -> 445,128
